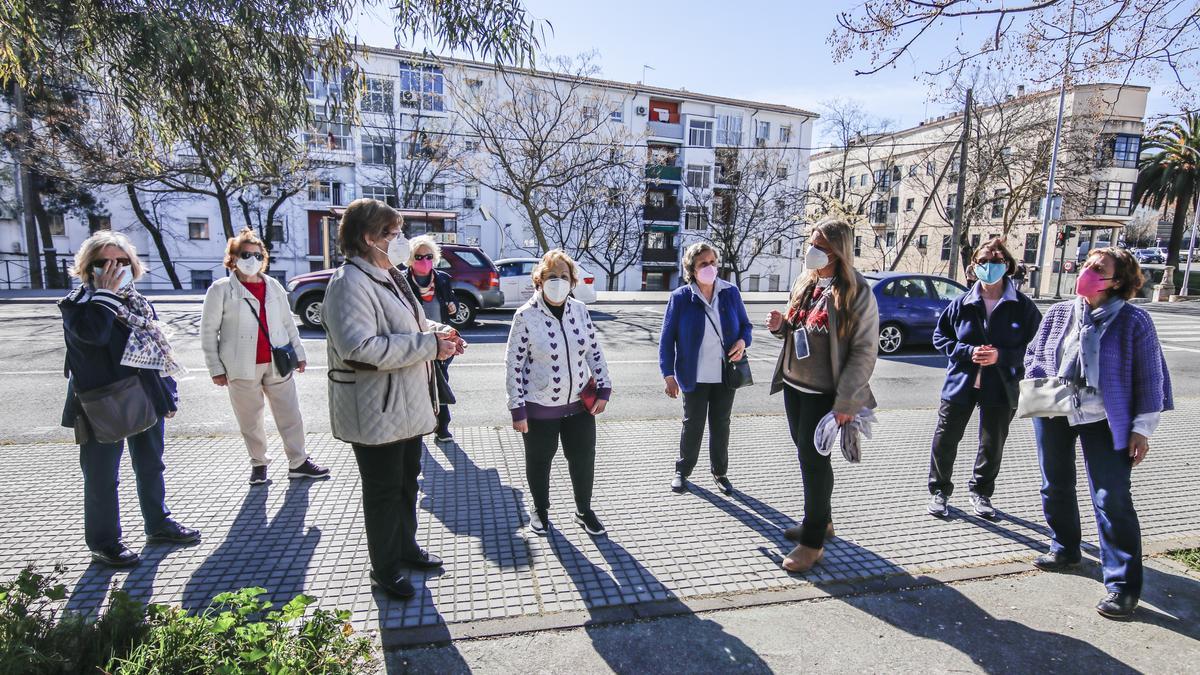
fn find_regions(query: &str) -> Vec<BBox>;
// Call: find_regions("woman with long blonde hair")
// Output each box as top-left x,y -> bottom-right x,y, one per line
767,219 -> 879,573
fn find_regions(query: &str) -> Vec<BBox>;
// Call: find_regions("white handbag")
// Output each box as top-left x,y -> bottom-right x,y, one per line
1016,377 -> 1083,419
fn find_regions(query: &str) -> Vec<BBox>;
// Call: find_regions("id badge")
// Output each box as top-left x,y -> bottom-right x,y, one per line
792,327 -> 810,360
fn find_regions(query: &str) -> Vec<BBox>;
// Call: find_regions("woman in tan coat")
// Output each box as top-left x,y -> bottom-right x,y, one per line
767,219 -> 879,573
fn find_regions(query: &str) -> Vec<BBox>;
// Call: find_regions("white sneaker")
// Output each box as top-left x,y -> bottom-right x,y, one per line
970,493 -> 996,519
527,509 -> 548,536
928,492 -> 949,518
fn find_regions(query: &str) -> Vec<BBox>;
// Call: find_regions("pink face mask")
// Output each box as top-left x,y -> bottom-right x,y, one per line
695,265 -> 719,285
412,259 -> 434,275
1075,267 -> 1112,297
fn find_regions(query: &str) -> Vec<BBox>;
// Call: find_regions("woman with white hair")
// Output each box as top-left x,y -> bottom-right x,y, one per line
59,231 -> 200,567
402,235 -> 459,442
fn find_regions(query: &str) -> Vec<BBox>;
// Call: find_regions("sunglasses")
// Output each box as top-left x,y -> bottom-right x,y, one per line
414,253 -> 435,261
239,252 -> 265,261
95,258 -> 132,267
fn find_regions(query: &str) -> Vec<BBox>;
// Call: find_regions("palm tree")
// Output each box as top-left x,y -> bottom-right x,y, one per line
1136,113 -> 1200,269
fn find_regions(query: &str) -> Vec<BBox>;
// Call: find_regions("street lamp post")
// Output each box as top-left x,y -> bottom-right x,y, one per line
1180,146 -> 1200,298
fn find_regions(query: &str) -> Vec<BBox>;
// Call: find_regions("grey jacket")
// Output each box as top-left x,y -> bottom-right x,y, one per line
323,257 -> 450,446
770,270 -> 880,415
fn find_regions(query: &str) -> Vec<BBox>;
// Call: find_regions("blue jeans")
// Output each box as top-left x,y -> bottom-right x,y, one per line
79,418 -> 171,551
1034,417 -> 1142,596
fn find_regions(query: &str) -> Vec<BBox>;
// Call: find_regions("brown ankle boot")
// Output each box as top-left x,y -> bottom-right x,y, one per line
783,522 -> 835,542
782,544 -> 824,573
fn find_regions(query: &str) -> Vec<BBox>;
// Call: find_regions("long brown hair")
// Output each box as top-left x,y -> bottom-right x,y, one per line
788,218 -> 860,339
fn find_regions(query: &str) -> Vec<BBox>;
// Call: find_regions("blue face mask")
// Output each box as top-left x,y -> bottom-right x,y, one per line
974,262 -> 1007,285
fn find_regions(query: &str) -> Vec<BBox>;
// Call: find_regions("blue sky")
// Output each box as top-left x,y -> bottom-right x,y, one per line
353,0 -> 1185,147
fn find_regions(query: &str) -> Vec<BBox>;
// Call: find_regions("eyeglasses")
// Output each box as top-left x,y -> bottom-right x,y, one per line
381,230 -> 404,241
414,253 -> 435,261
239,252 -> 265,261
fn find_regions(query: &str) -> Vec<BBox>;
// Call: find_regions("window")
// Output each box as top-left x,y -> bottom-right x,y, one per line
685,164 -> 710,188
190,269 -> 213,291
848,175 -> 857,188
776,166 -> 789,179
581,106 -> 598,123
746,275 -> 760,292
716,112 -> 742,145
1097,134 -> 1141,169
684,206 -> 706,230
970,233 -> 981,250
361,77 -> 394,114
361,185 -> 397,206
888,196 -> 899,214
854,236 -> 862,256
688,120 -> 714,148
908,165 -> 918,178
610,108 -> 624,123
926,161 -> 935,176
422,182 -> 447,209
88,215 -> 111,232
779,125 -> 792,144
450,250 -> 488,268
885,278 -> 928,298
46,213 -> 66,236
1087,181 -> 1134,216
929,279 -> 965,301
892,166 -> 902,182
870,200 -> 887,223
308,180 -> 344,205
768,274 -> 781,291
918,234 -> 929,249
946,192 -> 958,219
268,219 -> 286,243
646,231 -> 668,249
305,103 -> 352,150
463,183 -> 480,209
755,120 -> 770,145
860,173 -> 869,186
464,139 -> 480,152
398,62 -> 444,112
1024,233 -> 1039,264
1029,198 -> 1042,218
771,239 -> 783,255
885,231 -> 897,248
941,235 -> 952,261
303,65 -> 346,100
188,217 -> 209,240
905,198 -> 915,212
361,139 -> 394,166
991,189 -> 1008,219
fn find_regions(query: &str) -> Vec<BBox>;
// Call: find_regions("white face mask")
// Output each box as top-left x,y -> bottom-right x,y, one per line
804,245 -> 830,271
375,234 -> 411,267
236,257 -> 263,277
93,265 -> 134,289
542,278 -> 572,304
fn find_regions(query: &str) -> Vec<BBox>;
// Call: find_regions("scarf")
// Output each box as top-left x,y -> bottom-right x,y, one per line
412,272 -> 436,303
110,286 -> 185,377
786,278 -> 833,332
1058,296 -> 1125,389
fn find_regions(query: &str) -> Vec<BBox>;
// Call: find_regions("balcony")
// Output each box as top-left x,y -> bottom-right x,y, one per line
643,204 -> 681,222
642,245 -> 680,264
645,165 -> 682,182
647,121 -> 684,140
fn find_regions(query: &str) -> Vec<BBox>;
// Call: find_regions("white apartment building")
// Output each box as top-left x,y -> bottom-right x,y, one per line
806,83 -> 1148,294
0,46 -> 817,293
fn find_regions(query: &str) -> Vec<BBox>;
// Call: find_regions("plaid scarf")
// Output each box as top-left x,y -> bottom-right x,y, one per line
111,286 -> 185,377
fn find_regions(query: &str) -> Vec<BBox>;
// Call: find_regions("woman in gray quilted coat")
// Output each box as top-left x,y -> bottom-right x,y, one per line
322,198 -> 465,601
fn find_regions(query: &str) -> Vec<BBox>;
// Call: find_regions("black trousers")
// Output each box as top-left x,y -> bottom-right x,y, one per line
783,387 -> 836,549
676,382 -> 736,478
928,396 -> 1015,498
353,437 -> 424,578
523,412 -> 596,514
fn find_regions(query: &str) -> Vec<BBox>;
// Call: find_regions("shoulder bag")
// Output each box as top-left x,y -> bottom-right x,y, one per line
243,298 -> 299,378
75,374 -> 158,444
704,311 -> 753,389
1016,377 -> 1083,418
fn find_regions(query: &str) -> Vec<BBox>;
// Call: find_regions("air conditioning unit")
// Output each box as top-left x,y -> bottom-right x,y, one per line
636,105 -> 647,116
463,198 -> 475,209
401,91 -> 417,103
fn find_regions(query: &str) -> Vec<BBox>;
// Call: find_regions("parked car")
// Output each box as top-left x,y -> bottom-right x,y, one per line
286,243 -> 504,329
494,257 -> 598,307
1133,248 -> 1165,265
864,272 -> 969,354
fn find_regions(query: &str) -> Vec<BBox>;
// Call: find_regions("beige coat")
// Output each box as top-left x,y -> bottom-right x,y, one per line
770,270 -> 880,415
200,273 -> 306,380
323,257 -> 450,446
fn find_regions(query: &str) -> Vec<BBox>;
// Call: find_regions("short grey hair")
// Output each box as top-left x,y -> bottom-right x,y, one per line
681,242 -> 719,283
73,230 -> 145,285
407,234 -> 442,267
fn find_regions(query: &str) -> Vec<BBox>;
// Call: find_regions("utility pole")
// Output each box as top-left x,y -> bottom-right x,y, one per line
1181,146 -> 1200,296
1033,0 -> 1076,298
11,78 -> 44,289
948,88 -> 971,282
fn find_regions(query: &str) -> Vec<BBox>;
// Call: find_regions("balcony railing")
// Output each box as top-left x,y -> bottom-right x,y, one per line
642,246 -> 680,263
645,165 -> 682,182
643,204 -> 681,222
647,121 -> 684,140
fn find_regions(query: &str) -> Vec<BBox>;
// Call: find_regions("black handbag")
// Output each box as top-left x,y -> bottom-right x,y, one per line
244,298 -> 300,378
76,375 -> 158,444
704,311 -> 753,389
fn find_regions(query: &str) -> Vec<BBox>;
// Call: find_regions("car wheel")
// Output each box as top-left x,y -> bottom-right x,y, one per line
298,293 -> 324,329
878,323 -> 905,354
448,293 -> 477,328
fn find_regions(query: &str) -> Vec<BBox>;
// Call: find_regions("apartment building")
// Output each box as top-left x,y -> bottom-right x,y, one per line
0,46 -> 817,293
805,83 -> 1148,294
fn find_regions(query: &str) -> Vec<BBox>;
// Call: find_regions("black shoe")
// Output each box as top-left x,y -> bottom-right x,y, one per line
1033,550 -> 1082,572
671,472 -> 687,493
249,465 -> 268,485
289,459 -> 330,479
401,549 -> 443,570
1096,591 -> 1138,620
713,474 -> 733,495
146,519 -> 201,545
435,430 -> 454,443
575,510 -> 607,536
370,571 -> 415,600
91,543 -> 140,567
528,509 -> 549,536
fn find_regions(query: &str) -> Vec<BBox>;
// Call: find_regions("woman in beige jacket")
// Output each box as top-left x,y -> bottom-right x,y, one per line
767,219 -> 879,573
322,199 -> 464,601
200,229 -> 328,485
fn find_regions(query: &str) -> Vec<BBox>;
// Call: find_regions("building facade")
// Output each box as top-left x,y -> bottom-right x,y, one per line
0,46 -> 817,293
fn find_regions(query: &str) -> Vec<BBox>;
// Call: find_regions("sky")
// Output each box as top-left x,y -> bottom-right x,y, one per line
352,0 -> 1188,148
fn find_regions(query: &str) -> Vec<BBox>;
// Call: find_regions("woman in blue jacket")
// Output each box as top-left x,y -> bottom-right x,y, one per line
659,243 -> 753,494
927,238 -> 1041,520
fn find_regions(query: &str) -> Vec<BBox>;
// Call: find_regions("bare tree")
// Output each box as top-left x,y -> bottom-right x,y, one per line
454,53 -> 637,253
684,147 -> 806,284
569,159 -> 646,290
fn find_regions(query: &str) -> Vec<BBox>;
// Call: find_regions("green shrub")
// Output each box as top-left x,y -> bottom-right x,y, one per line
0,566 -> 378,674
1168,548 -> 1200,573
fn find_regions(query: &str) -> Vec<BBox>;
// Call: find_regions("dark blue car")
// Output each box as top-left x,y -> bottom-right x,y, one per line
864,272 -> 968,354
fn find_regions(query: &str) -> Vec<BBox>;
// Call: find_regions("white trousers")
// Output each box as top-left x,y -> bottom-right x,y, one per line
227,363 -> 307,469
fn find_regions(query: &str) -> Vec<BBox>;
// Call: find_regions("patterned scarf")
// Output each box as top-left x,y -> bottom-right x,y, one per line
786,283 -> 831,334
111,286 -> 185,377
1059,296 -> 1125,389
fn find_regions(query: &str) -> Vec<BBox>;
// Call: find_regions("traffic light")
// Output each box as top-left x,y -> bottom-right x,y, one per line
1055,231 -> 1066,247
1063,224 -> 1077,238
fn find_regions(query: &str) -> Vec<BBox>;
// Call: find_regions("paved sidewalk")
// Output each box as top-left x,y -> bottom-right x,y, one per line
1,402 -> 1197,650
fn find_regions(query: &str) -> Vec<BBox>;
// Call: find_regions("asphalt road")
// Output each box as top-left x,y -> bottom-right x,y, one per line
2,301 -> 1198,444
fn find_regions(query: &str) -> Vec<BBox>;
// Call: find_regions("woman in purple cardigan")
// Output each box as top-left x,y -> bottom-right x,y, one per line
1024,247 -> 1172,620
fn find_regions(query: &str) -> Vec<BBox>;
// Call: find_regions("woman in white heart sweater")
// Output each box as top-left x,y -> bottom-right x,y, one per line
505,249 -> 612,537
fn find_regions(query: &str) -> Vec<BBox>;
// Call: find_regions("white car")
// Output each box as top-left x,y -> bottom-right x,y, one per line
495,257 -> 598,307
